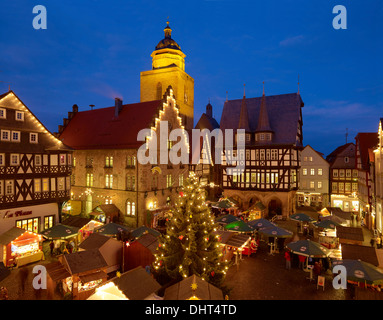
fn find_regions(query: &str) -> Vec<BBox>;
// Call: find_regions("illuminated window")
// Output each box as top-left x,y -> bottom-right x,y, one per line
5,180 -> 14,195
303,168 -> 307,176
106,156 -> 113,168
57,177 -> 65,191
179,174 -> 184,186
318,181 -> 322,189
30,133 -> 38,144
10,154 -> 19,166
1,130 -> 10,141
60,154 -> 66,165
86,173 -> 93,187
34,179 -> 41,193
310,168 -> 315,176
318,168 -> 323,176
44,216 -> 54,230
15,111 -> 24,121
0,154 -> 4,166
43,178 -> 49,192
35,155 -> 41,166
105,174 -> 113,189
0,108 -> 6,119
11,131 -> 20,142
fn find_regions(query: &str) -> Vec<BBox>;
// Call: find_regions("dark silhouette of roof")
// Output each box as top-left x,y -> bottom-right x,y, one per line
220,92 -> 303,146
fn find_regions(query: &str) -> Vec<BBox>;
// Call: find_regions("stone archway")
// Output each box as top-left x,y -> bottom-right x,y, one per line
267,197 -> 282,218
248,196 -> 261,209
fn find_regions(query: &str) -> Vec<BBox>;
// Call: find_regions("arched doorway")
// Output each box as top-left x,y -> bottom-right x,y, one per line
267,198 -> 282,218
248,196 -> 261,209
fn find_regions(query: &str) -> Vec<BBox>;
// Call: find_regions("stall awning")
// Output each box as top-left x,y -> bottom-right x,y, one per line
45,261 -> 71,282
79,270 -> 108,284
225,234 -> 251,248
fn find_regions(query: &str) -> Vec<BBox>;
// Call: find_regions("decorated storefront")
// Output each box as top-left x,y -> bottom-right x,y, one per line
0,203 -> 59,235
0,227 -> 43,268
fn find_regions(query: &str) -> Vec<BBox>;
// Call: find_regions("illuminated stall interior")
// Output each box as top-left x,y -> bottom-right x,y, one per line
0,227 -> 43,267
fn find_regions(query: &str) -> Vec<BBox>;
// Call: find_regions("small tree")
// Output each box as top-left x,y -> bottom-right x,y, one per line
153,172 -> 229,290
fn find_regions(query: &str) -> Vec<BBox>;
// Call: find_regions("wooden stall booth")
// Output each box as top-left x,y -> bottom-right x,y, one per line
0,227 -> 43,268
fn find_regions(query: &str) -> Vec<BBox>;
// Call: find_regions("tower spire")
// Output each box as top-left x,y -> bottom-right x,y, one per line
238,84 -> 250,132
297,74 -> 300,95
256,82 -> 272,134
164,18 -> 172,39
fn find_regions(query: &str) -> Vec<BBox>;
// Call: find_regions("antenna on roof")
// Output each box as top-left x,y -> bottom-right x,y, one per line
89,104 -> 95,111
226,91 -> 228,102
345,128 -> 348,144
297,74 -> 300,95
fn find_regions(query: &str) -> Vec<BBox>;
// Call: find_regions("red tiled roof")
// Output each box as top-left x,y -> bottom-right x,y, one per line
355,132 -> 378,171
59,100 -> 162,149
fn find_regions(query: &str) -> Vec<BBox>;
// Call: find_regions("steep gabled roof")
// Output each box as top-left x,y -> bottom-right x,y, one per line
355,132 -> 379,171
59,100 -> 162,150
220,92 -> 303,145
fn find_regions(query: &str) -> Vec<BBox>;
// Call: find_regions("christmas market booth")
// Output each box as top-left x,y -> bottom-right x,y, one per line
0,227 -> 43,268
46,249 -> 109,300
123,233 -> 159,272
88,267 -> 161,300
89,204 -> 122,224
214,230 -> 252,265
247,202 -> 266,221
79,233 -> 123,274
164,274 -> 223,300
312,219 -> 340,250
62,216 -> 103,242
94,222 -> 132,240
40,223 -> 80,254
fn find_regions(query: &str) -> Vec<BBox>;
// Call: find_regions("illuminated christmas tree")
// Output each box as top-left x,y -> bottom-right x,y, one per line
153,172 -> 229,290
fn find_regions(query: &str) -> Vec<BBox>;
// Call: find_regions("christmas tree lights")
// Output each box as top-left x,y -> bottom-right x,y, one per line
153,172 -> 229,290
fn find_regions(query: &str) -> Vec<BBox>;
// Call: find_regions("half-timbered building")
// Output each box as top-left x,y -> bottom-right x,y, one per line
0,90 -> 72,234
219,87 -> 304,218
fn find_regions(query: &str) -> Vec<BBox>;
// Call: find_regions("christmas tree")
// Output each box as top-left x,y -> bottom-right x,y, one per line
153,172 -> 229,290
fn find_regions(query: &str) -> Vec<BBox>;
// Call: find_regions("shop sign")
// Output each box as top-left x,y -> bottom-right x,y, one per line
1,210 -> 33,219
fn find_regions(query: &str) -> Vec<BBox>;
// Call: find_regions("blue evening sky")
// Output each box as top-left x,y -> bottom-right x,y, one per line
1,0 -> 382,156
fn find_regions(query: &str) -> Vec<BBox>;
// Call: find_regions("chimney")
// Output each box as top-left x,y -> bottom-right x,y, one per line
115,97 -> 123,118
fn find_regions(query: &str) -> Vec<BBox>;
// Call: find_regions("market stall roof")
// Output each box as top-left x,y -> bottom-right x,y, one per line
333,259 -> 383,285
92,204 -> 121,215
320,207 -> 351,221
224,220 -> 254,233
212,198 -> 236,209
286,239 -> 331,258
341,244 -> 379,266
213,230 -> 234,244
313,219 -> 341,229
135,233 -> 159,255
164,274 -> 223,300
110,267 -> 161,300
61,216 -> 93,229
249,202 -> 266,211
79,270 -> 108,283
131,226 -> 161,239
321,214 -> 348,226
45,261 -> 71,282
248,218 -> 275,230
0,227 -> 28,245
63,248 -> 108,275
79,233 -> 111,251
336,226 -> 364,242
94,222 -> 132,237
258,225 -> 293,238
289,213 -> 316,223
40,223 -> 79,240
225,233 -> 251,248
87,282 -> 129,300
215,214 -> 241,225
213,230 -> 250,248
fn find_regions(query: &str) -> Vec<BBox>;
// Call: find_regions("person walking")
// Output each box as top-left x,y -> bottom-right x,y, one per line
49,241 -> 54,256
370,237 -> 376,248
284,251 -> 291,270
376,235 -> 381,249
298,254 -> 306,270
18,267 -> 29,296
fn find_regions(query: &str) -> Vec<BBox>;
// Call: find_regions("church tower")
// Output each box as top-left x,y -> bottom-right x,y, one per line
140,21 -> 194,130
